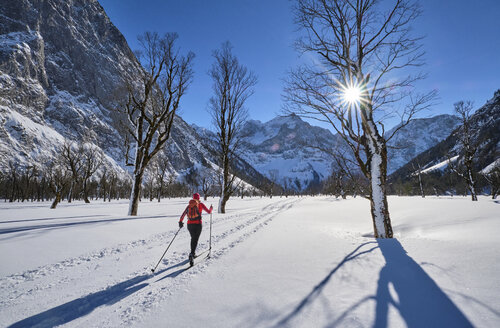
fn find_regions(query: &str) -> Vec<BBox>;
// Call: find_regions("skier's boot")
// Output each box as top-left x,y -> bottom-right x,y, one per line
189,253 -> 194,267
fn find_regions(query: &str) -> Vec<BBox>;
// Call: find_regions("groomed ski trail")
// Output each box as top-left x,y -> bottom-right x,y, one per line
1,197 -> 300,327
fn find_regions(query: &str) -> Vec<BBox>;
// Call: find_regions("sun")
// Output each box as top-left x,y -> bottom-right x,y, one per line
335,77 -> 369,109
343,85 -> 361,105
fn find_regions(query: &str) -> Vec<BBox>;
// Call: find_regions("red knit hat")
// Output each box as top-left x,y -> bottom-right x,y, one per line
193,193 -> 200,200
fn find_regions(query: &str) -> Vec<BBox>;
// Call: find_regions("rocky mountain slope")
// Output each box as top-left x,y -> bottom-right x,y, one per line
238,114 -> 340,190
0,0 -> 140,172
217,113 -> 461,191
0,0 -> 269,189
386,114 -> 461,173
390,90 -> 500,180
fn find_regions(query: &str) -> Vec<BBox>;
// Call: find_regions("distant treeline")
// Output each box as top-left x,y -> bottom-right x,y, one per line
2,162 -> 498,204
388,168 -> 498,199
0,164 -> 193,204
302,166 -> 498,199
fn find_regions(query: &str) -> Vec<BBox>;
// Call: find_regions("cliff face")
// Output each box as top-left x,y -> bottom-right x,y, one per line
0,0 -> 141,170
0,0 -> 271,189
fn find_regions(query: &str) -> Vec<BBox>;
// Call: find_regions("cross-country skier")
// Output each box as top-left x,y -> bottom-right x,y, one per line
179,193 -> 213,266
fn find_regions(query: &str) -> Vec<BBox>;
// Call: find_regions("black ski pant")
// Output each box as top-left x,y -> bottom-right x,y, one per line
187,223 -> 202,255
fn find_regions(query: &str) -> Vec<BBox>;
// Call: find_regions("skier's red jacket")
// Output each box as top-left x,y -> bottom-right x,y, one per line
179,200 -> 212,224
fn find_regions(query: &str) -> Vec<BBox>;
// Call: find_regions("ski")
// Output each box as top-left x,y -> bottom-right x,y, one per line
189,253 -> 194,267
183,252 -> 209,272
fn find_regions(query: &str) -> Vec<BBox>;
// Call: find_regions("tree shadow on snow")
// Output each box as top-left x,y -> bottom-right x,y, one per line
7,274 -> 150,328
0,215 -> 109,225
372,239 -> 473,328
0,215 -> 168,236
275,241 -> 378,327
330,239 -> 473,327
6,256 -> 191,328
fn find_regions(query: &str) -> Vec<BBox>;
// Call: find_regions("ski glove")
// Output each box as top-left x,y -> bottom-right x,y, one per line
179,221 -> 184,228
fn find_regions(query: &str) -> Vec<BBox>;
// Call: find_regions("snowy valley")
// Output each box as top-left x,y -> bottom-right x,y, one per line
1,196 -> 499,327
1,0 -> 500,327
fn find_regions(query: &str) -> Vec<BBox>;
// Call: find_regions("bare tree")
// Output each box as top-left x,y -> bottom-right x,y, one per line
120,32 -> 194,215
482,163 -> 499,199
449,101 -> 478,201
47,154 -> 70,209
99,167 -> 108,201
208,42 -> 257,213
284,0 -> 436,238
412,161 -> 425,198
311,140 -> 368,198
108,171 -> 118,202
200,169 -> 214,201
153,153 -> 169,202
80,144 -> 103,203
7,161 -> 17,202
61,139 -> 83,203
283,178 -> 292,198
267,169 -> 280,198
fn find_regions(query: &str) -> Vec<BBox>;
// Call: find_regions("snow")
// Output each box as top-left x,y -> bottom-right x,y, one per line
421,155 -> 459,174
4,108 -> 65,146
0,31 -> 41,52
0,196 -> 499,327
481,159 -> 500,174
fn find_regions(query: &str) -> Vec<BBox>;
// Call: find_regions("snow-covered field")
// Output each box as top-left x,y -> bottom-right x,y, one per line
0,196 -> 499,327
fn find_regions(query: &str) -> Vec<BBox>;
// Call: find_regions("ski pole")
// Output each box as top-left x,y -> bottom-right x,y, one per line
151,227 -> 181,273
208,206 -> 213,258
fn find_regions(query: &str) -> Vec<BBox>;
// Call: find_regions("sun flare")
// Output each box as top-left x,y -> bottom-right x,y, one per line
343,86 -> 361,105
335,77 -> 369,109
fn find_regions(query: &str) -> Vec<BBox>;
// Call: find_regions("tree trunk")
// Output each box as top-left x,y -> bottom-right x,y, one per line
51,191 -> 61,209
418,172 -> 425,198
368,140 -> 393,239
128,173 -> 143,216
68,182 -> 74,203
218,177 -> 229,214
9,176 -> 16,202
466,168 -> 478,201
218,155 -> 231,214
219,192 -> 230,214
83,182 -> 90,203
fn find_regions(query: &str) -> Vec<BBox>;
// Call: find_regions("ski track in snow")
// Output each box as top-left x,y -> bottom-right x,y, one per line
0,203 -> 263,294
0,198 -> 300,327
103,198 -> 300,327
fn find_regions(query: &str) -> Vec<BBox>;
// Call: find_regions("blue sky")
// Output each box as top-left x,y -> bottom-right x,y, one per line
99,0 -> 500,130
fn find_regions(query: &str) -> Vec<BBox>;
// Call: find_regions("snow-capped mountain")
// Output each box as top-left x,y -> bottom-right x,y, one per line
0,0 -> 269,189
391,90 -> 500,179
386,115 -> 461,173
0,0 -> 141,174
239,114 -> 341,190
231,113 -> 461,191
